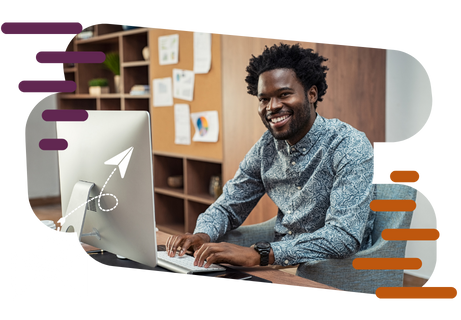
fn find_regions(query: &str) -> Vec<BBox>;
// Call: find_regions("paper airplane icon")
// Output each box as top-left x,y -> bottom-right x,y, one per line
104,147 -> 134,179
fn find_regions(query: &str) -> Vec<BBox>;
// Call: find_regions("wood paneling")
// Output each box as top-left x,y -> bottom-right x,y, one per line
316,44 -> 386,144
221,35 -> 318,226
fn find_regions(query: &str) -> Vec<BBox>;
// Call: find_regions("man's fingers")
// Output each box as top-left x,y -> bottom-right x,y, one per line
178,238 -> 193,256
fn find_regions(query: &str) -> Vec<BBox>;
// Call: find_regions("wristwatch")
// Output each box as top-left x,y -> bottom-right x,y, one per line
253,241 -> 271,266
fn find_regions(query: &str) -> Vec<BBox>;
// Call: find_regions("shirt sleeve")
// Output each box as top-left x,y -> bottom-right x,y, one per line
193,139 -> 267,242
271,133 -> 376,266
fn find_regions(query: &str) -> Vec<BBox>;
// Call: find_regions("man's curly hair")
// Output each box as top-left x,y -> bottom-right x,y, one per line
245,43 -> 329,108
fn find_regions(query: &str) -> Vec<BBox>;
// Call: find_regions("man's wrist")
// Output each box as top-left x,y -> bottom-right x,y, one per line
194,232 -> 211,243
250,248 -> 274,266
268,249 -> 275,265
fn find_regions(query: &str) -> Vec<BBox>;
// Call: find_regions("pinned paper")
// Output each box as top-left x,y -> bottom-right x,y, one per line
191,111 -> 219,143
158,34 -> 179,65
173,69 -> 195,101
174,104 -> 191,145
193,32 -> 212,74
153,77 -> 173,107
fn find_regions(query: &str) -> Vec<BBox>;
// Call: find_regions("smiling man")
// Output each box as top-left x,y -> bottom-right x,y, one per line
166,43 -> 376,269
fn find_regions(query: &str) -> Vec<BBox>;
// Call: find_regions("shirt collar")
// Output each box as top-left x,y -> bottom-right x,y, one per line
275,113 -> 325,155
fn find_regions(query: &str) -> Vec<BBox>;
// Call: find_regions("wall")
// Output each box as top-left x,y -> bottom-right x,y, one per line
386,49 -> 434,279
26,94 -> 60,199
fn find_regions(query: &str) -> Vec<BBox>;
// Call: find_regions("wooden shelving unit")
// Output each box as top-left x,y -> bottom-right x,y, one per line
58,25 -> 224,235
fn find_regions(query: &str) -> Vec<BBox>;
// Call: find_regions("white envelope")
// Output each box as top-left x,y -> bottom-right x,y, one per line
8,230 -> 88,302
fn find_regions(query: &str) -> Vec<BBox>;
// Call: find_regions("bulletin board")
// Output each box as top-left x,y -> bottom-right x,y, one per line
149,29 -> 223,161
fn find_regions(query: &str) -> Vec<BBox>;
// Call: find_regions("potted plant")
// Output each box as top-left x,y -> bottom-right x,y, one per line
88,78 -> 109,95
102,52 -> 121,93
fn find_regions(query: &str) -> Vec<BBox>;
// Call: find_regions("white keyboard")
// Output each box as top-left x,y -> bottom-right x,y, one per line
157,251 -> 226,274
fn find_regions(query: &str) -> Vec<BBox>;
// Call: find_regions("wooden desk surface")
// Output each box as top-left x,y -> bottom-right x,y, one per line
80,231 -> 341,293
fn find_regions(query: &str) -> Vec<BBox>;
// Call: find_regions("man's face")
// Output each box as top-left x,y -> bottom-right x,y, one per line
257,68 -> 317,145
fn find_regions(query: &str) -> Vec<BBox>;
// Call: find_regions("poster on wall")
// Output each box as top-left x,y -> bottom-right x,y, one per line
153,77 -> 173,107
190,111 -> 219,143
173,69 -> 195,101
174,104 -> 191,145
193,32 -> 211,74
158,34 -> 179,65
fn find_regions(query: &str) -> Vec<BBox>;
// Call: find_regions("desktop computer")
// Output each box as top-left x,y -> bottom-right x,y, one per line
56,110 -> 158,268
55,110 -> 261,279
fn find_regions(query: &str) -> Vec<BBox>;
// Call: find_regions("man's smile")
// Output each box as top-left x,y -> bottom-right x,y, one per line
267,113 -> 292,128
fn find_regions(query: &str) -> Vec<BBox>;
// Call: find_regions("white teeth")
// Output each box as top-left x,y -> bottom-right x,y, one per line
271,115 -> 289,123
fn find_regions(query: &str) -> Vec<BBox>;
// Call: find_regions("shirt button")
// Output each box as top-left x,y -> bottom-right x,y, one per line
303,148 -> 306,151
286,210 -> 291,214
284,260 -> 289,265
288,231 -> 292,235
292,161 -> 296,165
297,186 -> 301,190
291,147 -> 295,152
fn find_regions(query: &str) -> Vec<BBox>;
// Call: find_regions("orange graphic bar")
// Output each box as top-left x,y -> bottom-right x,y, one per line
390,171 -> 419,182
376,287 -> 457,299
370,200 -> 416,212
382,228 -> 439,241
353,258 -> 422,270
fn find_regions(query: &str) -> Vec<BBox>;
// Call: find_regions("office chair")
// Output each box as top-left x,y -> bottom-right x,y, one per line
217,184 -> 417,294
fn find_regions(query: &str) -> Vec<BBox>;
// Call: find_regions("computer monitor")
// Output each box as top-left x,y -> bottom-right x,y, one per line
56,110 -> 157,268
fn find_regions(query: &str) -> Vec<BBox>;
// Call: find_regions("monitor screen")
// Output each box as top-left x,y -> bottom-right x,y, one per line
56,110 -> 157,268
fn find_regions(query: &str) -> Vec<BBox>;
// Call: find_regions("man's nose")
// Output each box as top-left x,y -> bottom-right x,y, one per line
267,97 -> 282,112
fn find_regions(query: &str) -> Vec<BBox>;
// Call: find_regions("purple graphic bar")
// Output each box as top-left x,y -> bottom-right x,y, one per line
37,51 -> 106,63
42,109 -> 88,122
2,22 -> 82,34
39,139 -> 68,151
19,81 -> 76,93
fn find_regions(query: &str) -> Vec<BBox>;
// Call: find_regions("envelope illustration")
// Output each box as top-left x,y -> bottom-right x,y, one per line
8,231 -> 88,302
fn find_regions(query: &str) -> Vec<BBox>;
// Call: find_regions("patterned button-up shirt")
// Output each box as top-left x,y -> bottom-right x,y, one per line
194,114 -> 376,266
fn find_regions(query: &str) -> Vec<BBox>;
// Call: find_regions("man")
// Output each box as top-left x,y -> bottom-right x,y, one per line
166,43 -> 375,269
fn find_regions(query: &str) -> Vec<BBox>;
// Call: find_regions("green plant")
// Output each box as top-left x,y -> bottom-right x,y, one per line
103,52 -> 120,76
88,78 -> 108,87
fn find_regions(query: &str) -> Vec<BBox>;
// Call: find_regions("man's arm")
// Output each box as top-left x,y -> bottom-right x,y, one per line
192,135 -> 272,242
166,137 -> 268,257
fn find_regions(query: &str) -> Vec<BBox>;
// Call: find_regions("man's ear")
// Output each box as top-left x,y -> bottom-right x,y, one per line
308,85 -> 318,104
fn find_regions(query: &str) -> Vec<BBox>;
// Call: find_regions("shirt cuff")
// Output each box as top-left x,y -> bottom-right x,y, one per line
193,224 -> 219,243
270,241 -> 294,266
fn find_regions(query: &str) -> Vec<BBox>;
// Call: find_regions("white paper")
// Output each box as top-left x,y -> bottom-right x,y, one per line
174,104 -> 191,145
193,32 -> 212,74
191,111 -> 219,143
158,34 -> 179,65
153,77 -> 173,107
173,69 -> 195,101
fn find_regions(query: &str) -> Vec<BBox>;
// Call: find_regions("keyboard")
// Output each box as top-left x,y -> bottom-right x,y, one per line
157,251 -> 226,274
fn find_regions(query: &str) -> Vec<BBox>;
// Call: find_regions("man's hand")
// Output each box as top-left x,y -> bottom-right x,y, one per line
165,232 -> 211,257
193,242 -> 261,268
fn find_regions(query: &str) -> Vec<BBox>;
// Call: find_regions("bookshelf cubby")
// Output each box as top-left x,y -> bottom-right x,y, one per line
153,153 -> 222,234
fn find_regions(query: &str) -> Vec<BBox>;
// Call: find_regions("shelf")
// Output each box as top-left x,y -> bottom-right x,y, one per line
187,194 -> 216,205
60,93 -> 150,99
64,67 -> 76,73
123,61 -> 149,68
155,186 -> 185,198
75,27 -> 149,47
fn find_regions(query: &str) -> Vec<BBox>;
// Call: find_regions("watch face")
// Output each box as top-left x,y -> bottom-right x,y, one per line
255,242 -> 271,250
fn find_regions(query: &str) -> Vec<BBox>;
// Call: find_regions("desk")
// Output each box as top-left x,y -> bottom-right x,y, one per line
83,230 -> 339,291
